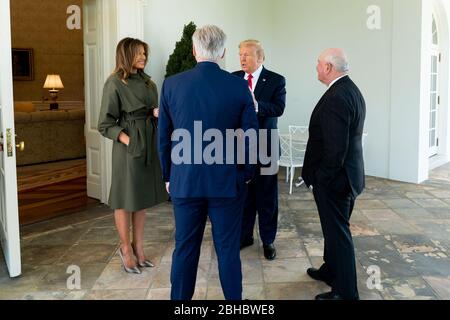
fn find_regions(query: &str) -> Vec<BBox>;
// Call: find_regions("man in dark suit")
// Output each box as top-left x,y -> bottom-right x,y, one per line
158,25 -> 258,300
232,40 -> 286,260
302,48 -> 366,300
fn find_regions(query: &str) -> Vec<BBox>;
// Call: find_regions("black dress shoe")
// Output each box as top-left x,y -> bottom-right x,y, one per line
263,243 -> 276,260
315,291 -> 343,300
240,237 -> 254,250
306,267 -> 333,287
315,291 -> 359,300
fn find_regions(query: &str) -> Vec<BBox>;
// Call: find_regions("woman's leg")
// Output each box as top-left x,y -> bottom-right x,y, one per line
115,209 -> 136,268
132,209 -> 148,263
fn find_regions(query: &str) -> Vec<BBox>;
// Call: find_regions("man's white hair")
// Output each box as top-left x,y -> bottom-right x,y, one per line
192,25 -> 226,62
324,49 -> 350,73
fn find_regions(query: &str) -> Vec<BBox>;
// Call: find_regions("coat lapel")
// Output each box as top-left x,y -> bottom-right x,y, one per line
253,67 -> 268,100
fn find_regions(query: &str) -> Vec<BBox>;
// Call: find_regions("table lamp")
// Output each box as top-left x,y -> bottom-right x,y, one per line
43,74 -> 64,110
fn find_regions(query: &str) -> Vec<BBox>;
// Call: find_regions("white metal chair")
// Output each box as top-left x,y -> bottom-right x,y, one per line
278,126 -> 308,194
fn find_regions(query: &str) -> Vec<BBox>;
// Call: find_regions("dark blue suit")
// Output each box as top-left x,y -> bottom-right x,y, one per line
232,67 -> 286,246
158,62 -> 258,300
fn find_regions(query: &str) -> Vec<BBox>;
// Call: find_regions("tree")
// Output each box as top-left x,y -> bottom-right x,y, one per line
165,22 -> 197,78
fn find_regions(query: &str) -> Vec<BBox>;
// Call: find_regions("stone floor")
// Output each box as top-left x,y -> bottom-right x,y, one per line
1,164 -> 449,300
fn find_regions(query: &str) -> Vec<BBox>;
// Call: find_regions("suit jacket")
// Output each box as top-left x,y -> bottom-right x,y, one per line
158,62 -> 259,198
302,76 -> 366,198
232,67 -> 286,160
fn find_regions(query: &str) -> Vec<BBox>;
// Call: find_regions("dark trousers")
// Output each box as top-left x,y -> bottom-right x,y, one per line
313,183 -> 359,300
241,172 -> 278,245
170,184 -> 245,300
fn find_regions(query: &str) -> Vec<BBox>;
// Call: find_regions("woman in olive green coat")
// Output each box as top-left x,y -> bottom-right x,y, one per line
98,38 -> 168,274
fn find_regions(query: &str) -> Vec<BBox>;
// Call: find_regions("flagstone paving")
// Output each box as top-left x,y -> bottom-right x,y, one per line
0,164 -> 449,300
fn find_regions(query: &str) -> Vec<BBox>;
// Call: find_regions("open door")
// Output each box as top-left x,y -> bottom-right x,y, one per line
0,0 -> 21,278
84,0 -> 104,201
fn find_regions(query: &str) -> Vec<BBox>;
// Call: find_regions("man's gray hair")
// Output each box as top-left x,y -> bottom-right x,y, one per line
324,50 -> 350,73
192,25 -> 227,62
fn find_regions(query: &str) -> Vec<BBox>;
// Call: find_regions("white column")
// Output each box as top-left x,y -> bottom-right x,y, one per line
389,0 -> 429,183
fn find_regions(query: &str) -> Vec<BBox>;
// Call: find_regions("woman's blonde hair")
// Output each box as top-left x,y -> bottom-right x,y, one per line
113,37 -> 149,81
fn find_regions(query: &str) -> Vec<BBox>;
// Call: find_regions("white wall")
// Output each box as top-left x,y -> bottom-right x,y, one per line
270,0 -> 394,180
116,0 -> 145,40
143,0 -> 442,183
144,0 -> 274,90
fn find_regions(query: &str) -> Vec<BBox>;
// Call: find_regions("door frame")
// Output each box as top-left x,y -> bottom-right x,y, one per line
429,0 -> 450,170
84,0 -> 147,204
429,46 -> 440,158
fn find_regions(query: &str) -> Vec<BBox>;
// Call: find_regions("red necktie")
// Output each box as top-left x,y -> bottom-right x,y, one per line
248,73 -> 253,90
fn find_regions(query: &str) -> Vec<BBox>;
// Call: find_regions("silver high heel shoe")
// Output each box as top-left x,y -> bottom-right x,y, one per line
131,243 -> 155,268
137,260 -> 154,268
118,248 -> 141,274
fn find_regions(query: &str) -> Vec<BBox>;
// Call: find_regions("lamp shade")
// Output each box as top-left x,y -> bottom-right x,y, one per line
43,74 -> 64,90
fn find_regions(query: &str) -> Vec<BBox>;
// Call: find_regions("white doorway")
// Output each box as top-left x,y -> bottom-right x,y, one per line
429,0 -> 450,170
429,15 -> 440,158
0,0 -> 146,278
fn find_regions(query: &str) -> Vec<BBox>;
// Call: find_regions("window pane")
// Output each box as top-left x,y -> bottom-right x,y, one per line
431,93 -> 437,110
431,111 -> 436,129
432,56 -> 438,73
431,74 -> 437,91
430,130 -> 436,147
432,18 -> 438,45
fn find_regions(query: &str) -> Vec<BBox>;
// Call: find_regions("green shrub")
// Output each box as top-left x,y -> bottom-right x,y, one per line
165,22 -> 197,78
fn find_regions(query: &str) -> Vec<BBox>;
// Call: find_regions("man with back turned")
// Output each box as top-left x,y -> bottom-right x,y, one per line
158,25 -> 258,300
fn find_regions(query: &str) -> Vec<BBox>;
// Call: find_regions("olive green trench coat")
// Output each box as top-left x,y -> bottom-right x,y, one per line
98,72 -> 168,212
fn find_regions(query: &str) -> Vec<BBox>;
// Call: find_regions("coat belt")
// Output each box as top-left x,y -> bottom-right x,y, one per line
121,113 -> 155,166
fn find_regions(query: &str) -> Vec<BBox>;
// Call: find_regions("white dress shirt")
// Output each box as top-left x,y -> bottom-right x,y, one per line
244,64 -> 264,92
244,65 -> 263,112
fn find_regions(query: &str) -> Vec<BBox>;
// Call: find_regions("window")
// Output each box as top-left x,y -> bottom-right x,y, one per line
429,15 -> 440,157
